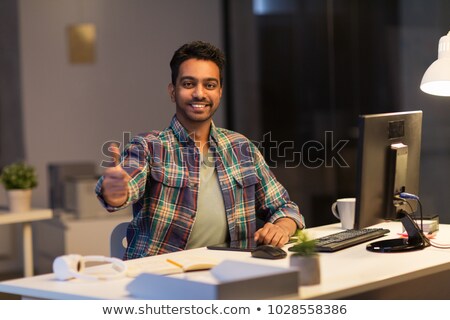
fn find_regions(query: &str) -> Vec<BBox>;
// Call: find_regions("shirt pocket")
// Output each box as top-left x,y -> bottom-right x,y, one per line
230,163 -> 260,209
228,164 -> 260,240
147,163 -> 193,234
231,164 -> 260,188
150,162 -> 189,188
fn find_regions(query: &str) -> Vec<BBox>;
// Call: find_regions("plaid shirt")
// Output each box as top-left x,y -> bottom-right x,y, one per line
96,116 -> 303,259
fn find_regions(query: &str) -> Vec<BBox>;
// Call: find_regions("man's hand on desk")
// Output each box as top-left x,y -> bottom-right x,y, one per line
254,218 -> 297,247
102,143 -> 130,207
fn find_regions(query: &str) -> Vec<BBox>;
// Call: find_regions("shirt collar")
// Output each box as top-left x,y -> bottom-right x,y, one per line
208,121 -> 219,147
169,115 -> 219,147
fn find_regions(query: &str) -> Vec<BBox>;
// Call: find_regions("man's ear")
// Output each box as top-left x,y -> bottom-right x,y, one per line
168,83 -> 175,102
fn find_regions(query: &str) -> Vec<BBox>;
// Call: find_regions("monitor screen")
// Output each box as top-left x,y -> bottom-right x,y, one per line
354,110 -> 423,229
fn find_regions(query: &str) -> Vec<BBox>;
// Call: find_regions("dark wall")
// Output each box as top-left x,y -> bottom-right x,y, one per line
226,0 -> 450,226
0,0 -> 25,168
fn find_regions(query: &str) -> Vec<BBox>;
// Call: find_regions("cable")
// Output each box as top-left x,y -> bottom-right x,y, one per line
428,241 -> 450,249
396,192 -> 423,229
393,195 -> 420,228
414,198 -> 430,246
417,198 -> 424,232
395,193 -> 449,249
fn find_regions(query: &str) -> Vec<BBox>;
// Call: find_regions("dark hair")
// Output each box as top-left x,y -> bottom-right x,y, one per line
170,41 -> 225,86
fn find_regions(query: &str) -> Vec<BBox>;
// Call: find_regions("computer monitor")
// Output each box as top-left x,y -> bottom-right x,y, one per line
354,110 -> 428,252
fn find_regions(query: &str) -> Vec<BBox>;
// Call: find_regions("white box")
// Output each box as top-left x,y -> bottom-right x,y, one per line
126,260 -> 299,300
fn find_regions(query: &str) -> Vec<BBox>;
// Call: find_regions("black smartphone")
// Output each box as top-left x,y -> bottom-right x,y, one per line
207,236 -> 299,252
207,239 -> 258,252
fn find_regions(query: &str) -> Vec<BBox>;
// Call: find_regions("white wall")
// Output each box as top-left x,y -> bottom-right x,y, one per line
14,0 -> 225,209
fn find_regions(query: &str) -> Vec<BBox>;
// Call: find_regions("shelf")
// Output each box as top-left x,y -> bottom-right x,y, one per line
0,209 -> 53,225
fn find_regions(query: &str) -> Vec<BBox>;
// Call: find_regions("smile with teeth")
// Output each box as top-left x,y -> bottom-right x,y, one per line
190,104 -> 208,109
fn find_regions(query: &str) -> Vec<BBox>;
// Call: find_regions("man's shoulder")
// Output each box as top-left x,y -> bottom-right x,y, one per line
215,127 -> 251,144
214,127 -> 262,161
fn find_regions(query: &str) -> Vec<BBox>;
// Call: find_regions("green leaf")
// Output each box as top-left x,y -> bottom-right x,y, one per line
289,229 -> 318,256
0,162 -> 38,190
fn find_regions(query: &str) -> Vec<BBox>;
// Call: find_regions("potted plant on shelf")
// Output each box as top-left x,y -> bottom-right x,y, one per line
0,161 -> 38,212
289,229 -> 321,285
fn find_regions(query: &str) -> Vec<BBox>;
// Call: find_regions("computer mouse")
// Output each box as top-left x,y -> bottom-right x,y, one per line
251,245 -> 287,260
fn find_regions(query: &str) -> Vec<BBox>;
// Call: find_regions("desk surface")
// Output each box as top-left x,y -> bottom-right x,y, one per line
0,209 -> 53,225
0,221 -> 449,300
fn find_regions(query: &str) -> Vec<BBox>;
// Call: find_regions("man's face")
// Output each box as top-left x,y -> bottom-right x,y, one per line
168,58 -> 222,129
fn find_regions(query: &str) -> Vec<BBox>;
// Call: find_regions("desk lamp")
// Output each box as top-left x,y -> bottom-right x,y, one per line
420,31 -> 450,96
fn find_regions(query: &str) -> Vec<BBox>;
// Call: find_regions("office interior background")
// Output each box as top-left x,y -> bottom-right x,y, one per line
0,0 -> 449,276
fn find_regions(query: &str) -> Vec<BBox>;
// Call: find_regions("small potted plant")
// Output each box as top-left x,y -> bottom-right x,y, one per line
0,162 -> 38,212
288,229 -> 321,285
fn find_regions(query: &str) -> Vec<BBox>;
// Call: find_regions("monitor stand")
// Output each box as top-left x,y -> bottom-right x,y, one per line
366,210 -> 430,253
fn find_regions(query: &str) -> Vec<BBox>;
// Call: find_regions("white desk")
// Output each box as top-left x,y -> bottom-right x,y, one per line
0,209 -> 53,277
0,221 -> 449,299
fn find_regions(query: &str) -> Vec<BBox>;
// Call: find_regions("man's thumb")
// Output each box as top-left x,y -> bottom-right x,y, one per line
109,143 -> 121,167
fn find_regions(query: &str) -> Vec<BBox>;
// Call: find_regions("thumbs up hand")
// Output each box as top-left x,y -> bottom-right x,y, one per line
101,143 -> 130,207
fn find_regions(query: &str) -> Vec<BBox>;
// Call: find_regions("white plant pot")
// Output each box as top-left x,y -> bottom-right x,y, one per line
7,189 -> 32,213
289,254 -> 321,286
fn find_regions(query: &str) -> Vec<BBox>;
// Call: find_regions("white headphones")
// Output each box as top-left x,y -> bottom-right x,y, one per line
52,254 -> 127,281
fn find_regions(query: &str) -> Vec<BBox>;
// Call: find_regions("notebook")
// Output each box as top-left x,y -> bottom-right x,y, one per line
126,255 -> 219,278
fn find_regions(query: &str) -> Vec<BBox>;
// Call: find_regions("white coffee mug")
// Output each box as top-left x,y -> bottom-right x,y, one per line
331,198 -> 356,230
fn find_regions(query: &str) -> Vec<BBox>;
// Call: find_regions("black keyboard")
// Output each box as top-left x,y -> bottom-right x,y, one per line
313,228 -> 390,252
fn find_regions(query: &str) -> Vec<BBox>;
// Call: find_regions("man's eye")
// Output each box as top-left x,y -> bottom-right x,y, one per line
182,82 -> 194,88
206,82 -> 217,89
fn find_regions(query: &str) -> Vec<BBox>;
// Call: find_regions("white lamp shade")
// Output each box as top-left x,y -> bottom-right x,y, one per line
420,31 -> 450,96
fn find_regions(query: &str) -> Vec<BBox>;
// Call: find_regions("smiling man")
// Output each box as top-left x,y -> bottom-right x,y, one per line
96,41 -> 304,259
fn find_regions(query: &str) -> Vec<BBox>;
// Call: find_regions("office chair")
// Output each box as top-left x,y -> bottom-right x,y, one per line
110,222 -> 129,259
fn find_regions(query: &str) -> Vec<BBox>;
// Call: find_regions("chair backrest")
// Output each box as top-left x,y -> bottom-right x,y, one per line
110,222 -> 129,258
